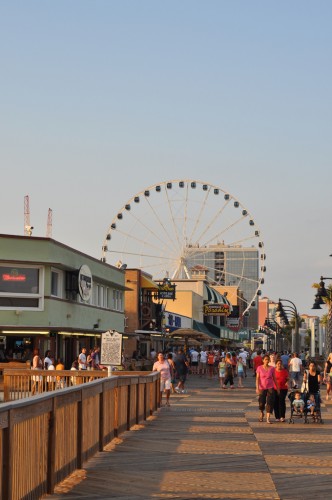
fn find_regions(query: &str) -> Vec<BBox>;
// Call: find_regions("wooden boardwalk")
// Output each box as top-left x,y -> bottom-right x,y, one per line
46,371 -> 332,500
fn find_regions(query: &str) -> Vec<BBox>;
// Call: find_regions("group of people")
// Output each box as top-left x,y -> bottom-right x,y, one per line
152,345 -> 329,423
152,347 -> 250,405
255,350 -> 324,424
152,349 -> 190,406
30,346 -> 104,394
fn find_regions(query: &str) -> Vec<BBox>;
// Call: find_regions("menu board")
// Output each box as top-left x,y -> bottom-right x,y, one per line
101,330 -> 122,366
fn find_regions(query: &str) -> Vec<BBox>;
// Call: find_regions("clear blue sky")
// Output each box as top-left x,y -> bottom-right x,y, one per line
0,1 -> 331,315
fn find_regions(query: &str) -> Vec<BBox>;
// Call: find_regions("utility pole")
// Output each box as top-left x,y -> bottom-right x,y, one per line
24,195 -> 33,236
46,208 -> 53,238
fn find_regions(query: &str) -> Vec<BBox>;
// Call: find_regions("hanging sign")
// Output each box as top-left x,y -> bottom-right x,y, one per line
158,282 -> 176,300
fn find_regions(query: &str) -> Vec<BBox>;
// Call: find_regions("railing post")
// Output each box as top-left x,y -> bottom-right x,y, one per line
2,409 -> 13,500
150,381 -> 153,416
4,373 -> 10,402
136,380 -> 140,424
114,385 -> 119,437
47,396 -> 57,494
77,390 -> 83,469
144,382 -> 147,420
126,383 -> 131,431
99,382 -> 104,452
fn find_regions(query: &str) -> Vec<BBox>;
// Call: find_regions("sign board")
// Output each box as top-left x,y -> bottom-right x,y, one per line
226,317 -> 240,327
203,303 -> 230,316
101,330 -> 122,366
158,282 -> 176,300
78,265 -> 93,302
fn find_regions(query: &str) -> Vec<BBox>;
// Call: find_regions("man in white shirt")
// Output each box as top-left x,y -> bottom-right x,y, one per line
289,352 -> 303,389
190,349 -> 199,374
199,350 -> 207,377
78,347 -> 88,370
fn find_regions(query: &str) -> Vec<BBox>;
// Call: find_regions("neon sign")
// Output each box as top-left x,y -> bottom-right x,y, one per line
2,274 -> 26,282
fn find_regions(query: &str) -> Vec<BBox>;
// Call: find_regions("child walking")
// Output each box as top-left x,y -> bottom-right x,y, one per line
218,356 -> 226,388
236,357 -> 245,388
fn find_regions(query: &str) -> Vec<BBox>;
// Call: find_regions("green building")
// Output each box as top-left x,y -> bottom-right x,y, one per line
0,234 -> 126,367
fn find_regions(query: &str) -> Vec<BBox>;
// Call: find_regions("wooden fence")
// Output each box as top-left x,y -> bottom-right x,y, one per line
2,369 -> 108,402
0,371 -> 160,500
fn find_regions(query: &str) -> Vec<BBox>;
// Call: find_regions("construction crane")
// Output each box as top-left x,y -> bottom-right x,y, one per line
46,208 -> 53,238
24,195 -> 33,236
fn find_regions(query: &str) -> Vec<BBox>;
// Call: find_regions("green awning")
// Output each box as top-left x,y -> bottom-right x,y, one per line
193,320 -> 219,340
204,322 -> 239,341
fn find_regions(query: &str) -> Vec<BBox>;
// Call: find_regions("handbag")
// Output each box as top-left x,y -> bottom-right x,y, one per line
300,370 -> 309,393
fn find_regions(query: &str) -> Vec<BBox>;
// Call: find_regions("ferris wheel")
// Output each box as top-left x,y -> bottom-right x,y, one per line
101,180 -> 266,316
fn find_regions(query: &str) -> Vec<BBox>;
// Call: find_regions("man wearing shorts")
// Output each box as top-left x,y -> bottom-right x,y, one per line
190,348 -> 199,374
199,349 -> 207,377
153,352 -> 172,406
289,352 -> 302,389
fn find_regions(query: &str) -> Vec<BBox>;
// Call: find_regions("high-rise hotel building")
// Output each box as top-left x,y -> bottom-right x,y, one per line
186,244 -> 259,329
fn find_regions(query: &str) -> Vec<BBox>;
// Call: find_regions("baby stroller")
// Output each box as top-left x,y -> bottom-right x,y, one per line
288,389 -> 309,424
302,376 -> 324,424
288,386 -> 323,424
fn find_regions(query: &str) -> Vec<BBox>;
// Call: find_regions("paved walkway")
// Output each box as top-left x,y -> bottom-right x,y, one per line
47,370 -> 332,500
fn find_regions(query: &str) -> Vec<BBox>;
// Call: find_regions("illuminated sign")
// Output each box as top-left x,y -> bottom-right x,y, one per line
2,274 -> 26,281
204,303 -> 230,316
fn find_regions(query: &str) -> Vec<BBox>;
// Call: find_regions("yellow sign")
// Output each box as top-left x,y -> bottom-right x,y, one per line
204,303 -> 230,316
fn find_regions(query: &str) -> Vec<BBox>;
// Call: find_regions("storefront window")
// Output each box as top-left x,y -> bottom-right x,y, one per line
0,265 -> 44,310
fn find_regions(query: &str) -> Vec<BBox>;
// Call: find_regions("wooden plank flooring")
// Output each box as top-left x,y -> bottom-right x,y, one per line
45,371 -> 332,499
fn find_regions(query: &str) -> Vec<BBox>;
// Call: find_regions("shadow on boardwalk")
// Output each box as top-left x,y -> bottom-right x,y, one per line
46,371 -> 332,500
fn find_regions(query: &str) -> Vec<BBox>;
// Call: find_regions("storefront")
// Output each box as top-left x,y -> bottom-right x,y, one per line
0,234 -> 126,367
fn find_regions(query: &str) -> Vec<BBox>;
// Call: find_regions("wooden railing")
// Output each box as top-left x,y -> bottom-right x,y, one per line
2,369 -> 107,402
0,371 -> 160,500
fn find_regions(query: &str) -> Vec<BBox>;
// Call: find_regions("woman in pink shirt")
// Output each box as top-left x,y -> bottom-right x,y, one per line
153,352 -> 172,407
256,354 -> 279,424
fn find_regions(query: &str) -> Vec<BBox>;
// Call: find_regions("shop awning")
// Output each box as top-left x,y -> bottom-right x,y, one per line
192,321 -> 220,340
204,284 -> 233,311
203,322 -> 239,341
140,275 -> 159,289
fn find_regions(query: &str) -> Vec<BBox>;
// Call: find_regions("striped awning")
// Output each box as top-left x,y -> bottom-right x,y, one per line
204,284 -> 233,311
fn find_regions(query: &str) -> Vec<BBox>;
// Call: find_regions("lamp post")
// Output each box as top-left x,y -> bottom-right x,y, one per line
264,318 -> 282,352
312,276 -> 332,356
276,298 -> 299,353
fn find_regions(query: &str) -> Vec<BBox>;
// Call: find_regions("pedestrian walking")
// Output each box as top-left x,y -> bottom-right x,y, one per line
256,354 -> 279,424
153,352 -> 172,406
222,353 -> 234,389
289,352 -> 302,389
274,358 -> 289,422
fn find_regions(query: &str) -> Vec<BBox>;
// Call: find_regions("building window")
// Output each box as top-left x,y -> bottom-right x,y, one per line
0,265 -> 44,310
51,268 -> 63,298
112,289 -> 123,311
99,286 -> 105,308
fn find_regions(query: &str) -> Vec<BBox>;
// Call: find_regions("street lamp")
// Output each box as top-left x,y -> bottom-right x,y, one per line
276,298 -> 299,353
312,276 -> 332,355
264,318 -> 283,352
